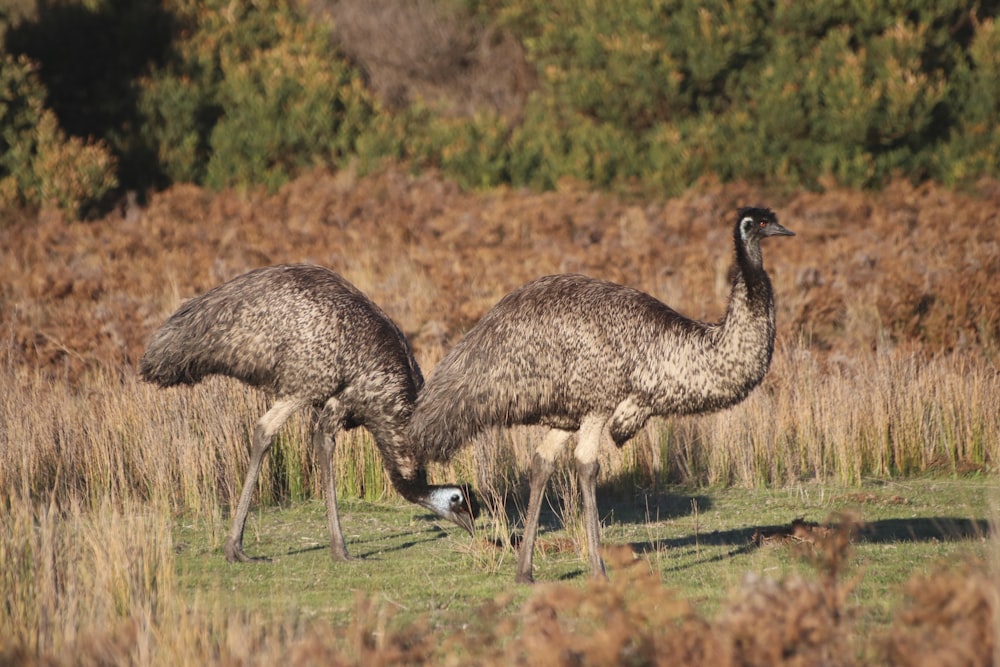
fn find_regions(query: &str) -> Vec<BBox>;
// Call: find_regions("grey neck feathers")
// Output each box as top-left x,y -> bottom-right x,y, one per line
390,469 -> 428,503
732,225 -> 773,314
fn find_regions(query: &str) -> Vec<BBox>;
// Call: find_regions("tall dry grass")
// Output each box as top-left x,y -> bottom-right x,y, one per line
0,362 -> 404,522
679,345 -> 998,487
1,332 -> 995,664
2,338 -> 995,538
0,495 -> 173,662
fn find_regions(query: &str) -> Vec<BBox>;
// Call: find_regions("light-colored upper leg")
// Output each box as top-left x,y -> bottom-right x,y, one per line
536,427 -> 573,462
258,397 -> 310,440
573,413 -> 610,465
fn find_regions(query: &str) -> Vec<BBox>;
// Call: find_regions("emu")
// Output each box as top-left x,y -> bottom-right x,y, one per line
410,207 -> 793,582
140,263 -> 476,563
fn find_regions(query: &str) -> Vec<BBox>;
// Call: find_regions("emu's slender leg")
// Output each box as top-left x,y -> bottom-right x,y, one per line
516,428 -> 572,584
314,399 -> 349,561
225,397 -> 305,562
575,414 -> 608,580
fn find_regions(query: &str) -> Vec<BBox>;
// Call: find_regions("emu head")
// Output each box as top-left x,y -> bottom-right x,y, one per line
737,207 -> 795,242
420,485 -> 480,535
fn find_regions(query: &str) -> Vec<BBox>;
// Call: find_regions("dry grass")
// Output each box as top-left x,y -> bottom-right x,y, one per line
1,168 -> 998,663
883,559 -> 998,667
1,507 -> 994,666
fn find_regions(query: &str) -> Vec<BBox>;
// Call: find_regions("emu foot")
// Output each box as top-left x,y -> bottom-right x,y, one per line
224,538 -> 270,563
514,571 -> 535,585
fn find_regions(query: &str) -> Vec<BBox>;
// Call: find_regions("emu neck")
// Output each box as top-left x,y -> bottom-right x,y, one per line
389,467 -> 430,503
712,230 -> 777,382
366,420 -> 431,503
732,230 -> 772,312
734,223 -> 764,271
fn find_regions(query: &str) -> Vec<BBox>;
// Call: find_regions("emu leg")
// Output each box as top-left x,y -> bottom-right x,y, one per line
575,414 -> 608,579
225,398 -> 303,562
577,459 -> 606,579
516,428 -> 571,583
515,452 -> 555,584
313,419 -> 351,561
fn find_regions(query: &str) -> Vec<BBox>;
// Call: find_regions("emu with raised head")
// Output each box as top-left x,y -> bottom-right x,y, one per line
140,263 -> 476,563
410,208 -> 793,582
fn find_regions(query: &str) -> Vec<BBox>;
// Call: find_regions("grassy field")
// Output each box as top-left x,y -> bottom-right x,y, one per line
1,336 -> 995,664
1,169 -> 998,664
169,478 -> 993,625
2,463 -> 994,664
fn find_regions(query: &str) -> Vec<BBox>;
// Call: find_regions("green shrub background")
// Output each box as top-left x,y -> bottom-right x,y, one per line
2,0 -> 999,217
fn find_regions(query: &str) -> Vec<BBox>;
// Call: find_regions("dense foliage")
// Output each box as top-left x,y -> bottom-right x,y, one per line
2,0 -> 1000,216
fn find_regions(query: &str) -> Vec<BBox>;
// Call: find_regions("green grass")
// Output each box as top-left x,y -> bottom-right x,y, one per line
174,499 -> 520,625
172,476 -> 995,632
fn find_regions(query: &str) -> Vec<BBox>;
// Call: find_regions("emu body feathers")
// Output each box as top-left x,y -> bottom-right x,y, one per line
141,264 -> 475,563
410,207 -> 793,582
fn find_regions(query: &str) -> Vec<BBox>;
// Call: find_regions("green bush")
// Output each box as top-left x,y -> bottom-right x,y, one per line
933,15 -> 1000,184
507,95 -> 639,189
355,105 -> 513,189
139,0 -> 375,191
4,0 -> 1000,208
0,54 -> 117,217
495,0 -> 997,192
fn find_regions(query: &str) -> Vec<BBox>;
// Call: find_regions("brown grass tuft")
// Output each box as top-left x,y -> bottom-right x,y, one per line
882,560 -> 998,667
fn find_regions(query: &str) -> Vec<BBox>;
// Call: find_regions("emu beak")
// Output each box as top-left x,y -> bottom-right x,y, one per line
454,509 -> 476,536
770,222 -> 795,237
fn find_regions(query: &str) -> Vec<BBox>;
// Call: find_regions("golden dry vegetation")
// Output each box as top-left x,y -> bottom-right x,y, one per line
1,168 -> 998,665
5,166 -> 998,488
4,167 -> 999,379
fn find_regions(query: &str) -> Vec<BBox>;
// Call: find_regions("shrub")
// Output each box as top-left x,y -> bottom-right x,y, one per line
506,94 -> 640,190
497,0 -> 998,192
0,54 -> 117,218
933,15 -> 1000,184
5,0 -> 1000,201
137,0 -> 375,191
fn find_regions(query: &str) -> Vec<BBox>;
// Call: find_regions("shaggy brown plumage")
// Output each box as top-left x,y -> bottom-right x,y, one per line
141,264 -> 476,563
411,208 -> 793,582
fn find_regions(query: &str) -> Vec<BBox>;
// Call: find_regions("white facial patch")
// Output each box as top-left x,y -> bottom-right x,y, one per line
427,486 -> 465,514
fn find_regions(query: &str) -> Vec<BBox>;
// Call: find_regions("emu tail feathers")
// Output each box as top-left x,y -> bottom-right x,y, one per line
138,294 -> 233,387
138,324 -> 206,387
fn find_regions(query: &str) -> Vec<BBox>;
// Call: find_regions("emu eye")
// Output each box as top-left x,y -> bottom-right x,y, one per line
759,219 -> 767,228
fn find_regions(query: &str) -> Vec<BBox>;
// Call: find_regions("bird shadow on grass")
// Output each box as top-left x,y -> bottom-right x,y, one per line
492,488 -> 713,535
281,524 -> 453,560
629,516 -> 993,573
